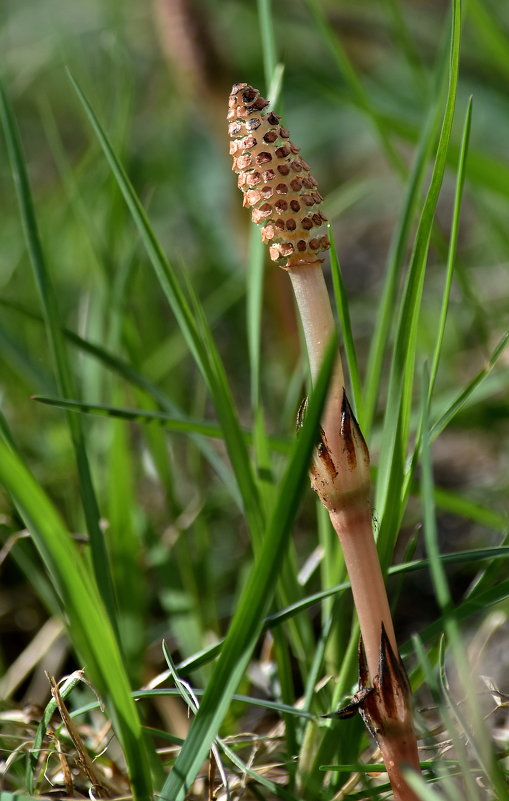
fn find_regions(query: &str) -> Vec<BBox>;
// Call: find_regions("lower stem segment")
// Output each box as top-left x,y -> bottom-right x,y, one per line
287,259 -> 421,799
329,503 -> 396,682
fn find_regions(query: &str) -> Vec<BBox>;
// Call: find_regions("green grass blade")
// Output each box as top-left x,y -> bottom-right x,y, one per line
329,225 -> 363,421
258,0 -> 278,91
375,0 -> 462,568
0,439 -> 153,801
377,106 -> 509,200
246,227 -> 266,409
107,404 -> 146,683
399,96 -> 474,511
75,687 -> 318,723
431,329 -> 509,438
432,486 -> 507,532
363,28 -> 450,435
428,97 -> 472,398
184,271 -> 267,544
421,372 -> 509,798
0,77 -> 117,627
158,335 -> 337,801
420,366 -> 455,611
28,672 -> 83,790
68,72 -> 265,544
174,549 -> 509,678
33,396 -> 227,438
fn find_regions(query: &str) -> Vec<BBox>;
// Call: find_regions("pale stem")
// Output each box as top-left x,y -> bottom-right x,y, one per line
287,260 -> 397,681
287,263 -> 345,459
329,506 -> 397,680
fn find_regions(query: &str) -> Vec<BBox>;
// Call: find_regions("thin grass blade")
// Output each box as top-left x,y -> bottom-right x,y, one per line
375,0 -> 462,568
158,335 -> 337,801
0,439 -> 153,801
68,73 -> 265,543
0,77 -> 117,627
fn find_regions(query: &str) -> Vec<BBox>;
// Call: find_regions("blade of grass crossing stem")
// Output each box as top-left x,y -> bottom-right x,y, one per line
0,439 -> 153,801
252,0 -> 278,489
75,688 -> 318,723
173,556 -> 509,680
158,336 -> 337,801
420,366 -> 509,799
363,29 -> 450,435
33,394 -> 289,458
0,78 -> 118,629
375,0 -> 461,570
428,98 -> 472,400
69,72 -> 264,545
328,226 -> 363,422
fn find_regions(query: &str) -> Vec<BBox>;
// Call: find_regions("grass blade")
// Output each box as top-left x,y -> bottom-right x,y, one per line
428,97 -> 472,399
158,335 -> 337,801
420,365 -> 509,799
375,0 -> 462,569
363,29 -> 450,435
258,0 -> 278,92
431,329 -> 509,439
68,72 -> 265,544
0,439 -> 153,801
0,77 -> 117,627
329,226 -> 363,421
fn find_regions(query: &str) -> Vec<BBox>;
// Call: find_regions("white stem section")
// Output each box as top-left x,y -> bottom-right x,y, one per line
287,264 -> 345,458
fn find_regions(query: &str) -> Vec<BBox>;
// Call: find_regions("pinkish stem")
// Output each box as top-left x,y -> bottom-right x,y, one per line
329,505 -> 397,680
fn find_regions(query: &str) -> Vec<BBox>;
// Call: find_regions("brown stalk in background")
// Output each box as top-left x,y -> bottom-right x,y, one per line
228,82 -> 422,801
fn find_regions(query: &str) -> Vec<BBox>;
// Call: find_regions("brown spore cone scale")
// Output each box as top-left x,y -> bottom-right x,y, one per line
228,82 -> 330,268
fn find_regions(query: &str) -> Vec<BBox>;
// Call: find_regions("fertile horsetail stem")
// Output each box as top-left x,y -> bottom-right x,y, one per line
228,83 -> 421,801
228,82 -> 330,267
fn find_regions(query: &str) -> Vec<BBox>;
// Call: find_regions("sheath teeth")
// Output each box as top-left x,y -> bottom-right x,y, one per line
228,83 -> 330,269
